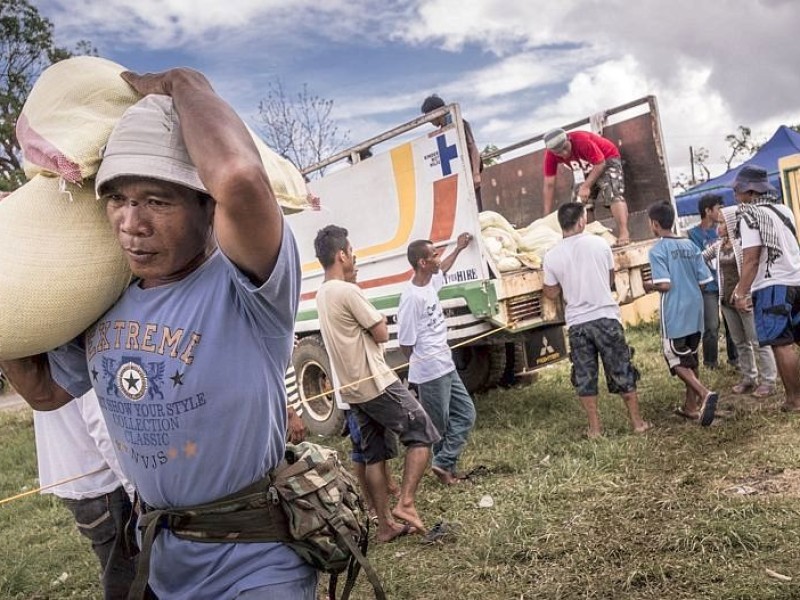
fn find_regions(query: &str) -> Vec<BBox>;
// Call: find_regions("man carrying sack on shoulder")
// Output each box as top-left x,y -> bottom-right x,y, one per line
0,68 -> 316,599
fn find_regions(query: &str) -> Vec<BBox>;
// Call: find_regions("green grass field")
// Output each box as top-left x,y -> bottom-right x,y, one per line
2,322 -> 799,599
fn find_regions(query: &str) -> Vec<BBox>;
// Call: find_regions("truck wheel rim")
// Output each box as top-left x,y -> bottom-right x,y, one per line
298,360 -> 334,422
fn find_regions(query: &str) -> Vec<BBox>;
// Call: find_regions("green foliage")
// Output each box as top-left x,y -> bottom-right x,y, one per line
481,144 -> 501,166
0,0 -> 95,192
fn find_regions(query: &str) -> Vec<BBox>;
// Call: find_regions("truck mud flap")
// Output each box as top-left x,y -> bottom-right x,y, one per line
520,325 -> 567,371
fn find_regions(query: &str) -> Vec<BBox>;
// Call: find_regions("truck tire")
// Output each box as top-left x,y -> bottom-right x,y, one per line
292,335 -> 345,438
452,345 -> 491,394
485,344 -> 508,389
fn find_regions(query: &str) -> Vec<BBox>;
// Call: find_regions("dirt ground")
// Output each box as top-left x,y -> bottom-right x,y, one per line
0,390 -> 28,412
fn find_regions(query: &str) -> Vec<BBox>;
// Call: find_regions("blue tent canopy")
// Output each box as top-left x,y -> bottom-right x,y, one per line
675,126 -> 800,217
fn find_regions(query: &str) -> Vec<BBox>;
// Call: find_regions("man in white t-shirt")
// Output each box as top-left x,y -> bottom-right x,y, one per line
398,232 -> 476,485
730,165 -> 800,413
34,389 -> 138,599
543,202 -> 651,438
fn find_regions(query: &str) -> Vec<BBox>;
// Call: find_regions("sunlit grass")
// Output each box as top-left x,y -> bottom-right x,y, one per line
2,324 -> 799,598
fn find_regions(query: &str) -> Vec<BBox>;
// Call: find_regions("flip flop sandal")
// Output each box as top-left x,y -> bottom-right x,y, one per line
732,381 -> 756,394
751,385 -> 775,398
699,392 -> 719,427
674,407 -> 700,420
420,520 -> 461,545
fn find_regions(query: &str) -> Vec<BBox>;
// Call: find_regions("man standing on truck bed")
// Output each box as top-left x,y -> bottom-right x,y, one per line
543,202 -> 651,438
542,128 -> 631,246
421,94 -> 485,211
398,233 -> 477,484
314,225 -> 440,540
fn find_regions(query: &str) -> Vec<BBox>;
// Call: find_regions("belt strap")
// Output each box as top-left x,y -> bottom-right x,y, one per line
128,477 -> 291,600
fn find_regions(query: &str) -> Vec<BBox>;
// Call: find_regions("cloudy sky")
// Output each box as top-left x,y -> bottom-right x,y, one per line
37,0 -> 800,181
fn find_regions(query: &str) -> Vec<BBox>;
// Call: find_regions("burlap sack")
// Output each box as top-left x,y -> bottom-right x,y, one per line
17,56 -> 139,183
0,175 -> 131,359
18,56 -> 312,213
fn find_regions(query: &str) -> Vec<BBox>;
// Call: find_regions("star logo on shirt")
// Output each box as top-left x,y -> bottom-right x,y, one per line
183,441 -> 198,458
167,447 -> 178,460
115,361 -> 148,402
169,371 -> 184,387
91,367 -> 98,381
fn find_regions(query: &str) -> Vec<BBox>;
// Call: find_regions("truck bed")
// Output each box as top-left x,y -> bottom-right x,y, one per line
490,239 -> 654,330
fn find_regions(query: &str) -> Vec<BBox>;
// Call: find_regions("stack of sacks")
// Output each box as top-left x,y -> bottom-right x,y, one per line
479,211 -> 524,271
478,208 -> 615,273
0,56 -> 312,360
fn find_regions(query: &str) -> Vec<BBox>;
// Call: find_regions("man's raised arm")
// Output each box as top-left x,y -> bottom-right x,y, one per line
121,69 -> 284,286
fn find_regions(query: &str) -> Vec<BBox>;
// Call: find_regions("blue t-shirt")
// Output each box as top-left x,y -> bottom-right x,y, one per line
49,226 -> 313,599
649,236 -> 713,339
687,224 -> 719,293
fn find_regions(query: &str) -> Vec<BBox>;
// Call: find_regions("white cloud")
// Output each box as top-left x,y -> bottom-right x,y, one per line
34,0 -> 800,179
389,0 -> 800,176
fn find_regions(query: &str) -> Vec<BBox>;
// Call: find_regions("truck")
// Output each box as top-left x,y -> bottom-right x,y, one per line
286,95 -> 674,436
780,152 -> 800,238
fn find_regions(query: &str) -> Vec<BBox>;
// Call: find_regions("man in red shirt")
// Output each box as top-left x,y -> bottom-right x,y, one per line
542,128 -> 631,245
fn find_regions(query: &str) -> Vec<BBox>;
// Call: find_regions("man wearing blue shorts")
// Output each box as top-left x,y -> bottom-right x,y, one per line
730,165 -> 800,412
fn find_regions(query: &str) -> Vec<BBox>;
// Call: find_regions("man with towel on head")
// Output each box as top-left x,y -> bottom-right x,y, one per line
0,68 -> 316,599
729,165 -> 800,413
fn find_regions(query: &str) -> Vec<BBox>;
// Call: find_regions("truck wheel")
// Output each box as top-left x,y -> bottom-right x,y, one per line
484,344 -> 510,389
292,335 -> 345,438
452,345 -> 491,394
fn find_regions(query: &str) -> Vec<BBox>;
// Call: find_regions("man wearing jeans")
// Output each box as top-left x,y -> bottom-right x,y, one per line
398,233 -> 476,485
688,194 -> 725,368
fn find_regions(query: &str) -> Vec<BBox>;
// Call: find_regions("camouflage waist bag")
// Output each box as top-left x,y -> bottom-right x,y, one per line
129,441 -> 385,600
274,442 -> 385,599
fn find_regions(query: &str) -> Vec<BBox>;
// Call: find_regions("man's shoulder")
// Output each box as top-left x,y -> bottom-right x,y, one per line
317,279 -> 358,300
578,232 -> 608,247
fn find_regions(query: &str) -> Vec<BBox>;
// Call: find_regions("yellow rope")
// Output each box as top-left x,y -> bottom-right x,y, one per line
0,323 -> 515,506
0,466 -> 110,506
300,323 -> 512,404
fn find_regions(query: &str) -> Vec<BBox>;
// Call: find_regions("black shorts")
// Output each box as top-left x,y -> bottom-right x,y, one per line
752,284 -> 800,347
351,381 -> 441,465
662,331 -> 701,375
568,318 -> 639,397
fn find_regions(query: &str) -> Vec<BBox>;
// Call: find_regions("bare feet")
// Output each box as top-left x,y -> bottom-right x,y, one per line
431,465 -> 466,486
376,522 -> 416,543
392,505 -> 426,534
584,428 -> 603,440
633,421 -> 653,434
